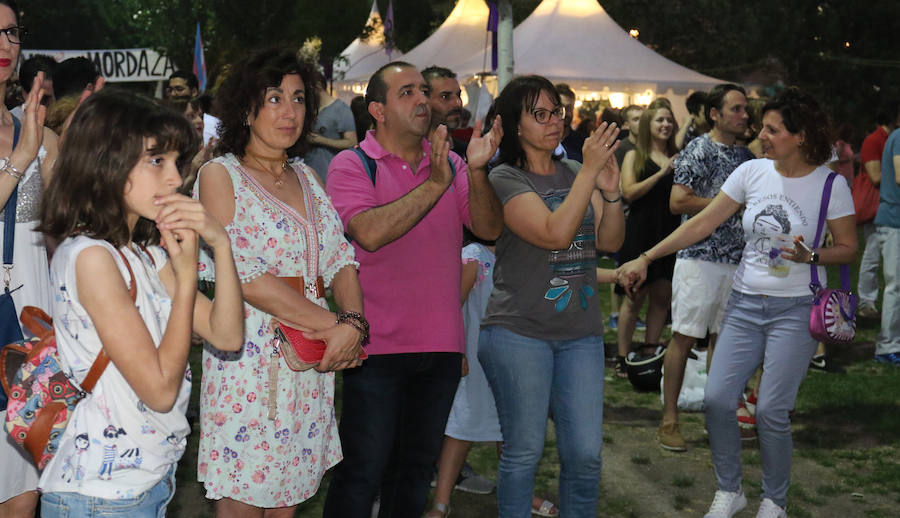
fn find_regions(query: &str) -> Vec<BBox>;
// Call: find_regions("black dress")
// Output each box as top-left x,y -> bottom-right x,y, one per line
615,159 -> 681,294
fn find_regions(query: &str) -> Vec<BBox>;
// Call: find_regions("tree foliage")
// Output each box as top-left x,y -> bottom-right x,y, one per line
17,0 -> 900,139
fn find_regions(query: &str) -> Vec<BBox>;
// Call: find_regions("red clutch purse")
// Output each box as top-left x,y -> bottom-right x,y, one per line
274,324 -> 367,371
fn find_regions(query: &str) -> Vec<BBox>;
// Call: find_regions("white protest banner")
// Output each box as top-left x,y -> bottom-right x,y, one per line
22,48 -> 176,82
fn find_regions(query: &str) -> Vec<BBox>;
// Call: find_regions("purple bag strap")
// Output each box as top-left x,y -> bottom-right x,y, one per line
809,172 -> 850,293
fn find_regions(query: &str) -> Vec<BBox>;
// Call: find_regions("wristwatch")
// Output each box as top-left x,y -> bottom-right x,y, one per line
808,250 -> 819,264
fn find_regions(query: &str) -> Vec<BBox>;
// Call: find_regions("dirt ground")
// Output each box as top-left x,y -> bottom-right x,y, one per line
166,338 -> 898,518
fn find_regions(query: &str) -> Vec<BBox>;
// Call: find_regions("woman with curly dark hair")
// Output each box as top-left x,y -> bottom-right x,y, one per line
193,48 -> 365,518
619,87 -> 857,518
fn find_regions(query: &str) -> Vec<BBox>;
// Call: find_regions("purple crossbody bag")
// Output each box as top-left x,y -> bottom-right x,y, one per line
808,172 -> 857,344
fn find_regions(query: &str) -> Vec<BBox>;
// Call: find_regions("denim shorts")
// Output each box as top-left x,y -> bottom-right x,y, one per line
40,465 -> 176,518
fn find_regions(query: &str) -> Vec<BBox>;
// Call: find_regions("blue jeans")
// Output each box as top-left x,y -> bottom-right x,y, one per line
40,465 -> 176,518
478,326 -> 604,518
322,352 -> 461,518
704,291 -> 817,507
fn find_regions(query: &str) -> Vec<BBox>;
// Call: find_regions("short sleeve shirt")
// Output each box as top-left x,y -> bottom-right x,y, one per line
673,133 -> 755,264
721,160 -> 854,296
326,131 -> 471,355
304,99 -> 356,182
859,126 -> 889,171
482,160 -> 603,340
875,129 -> 900,228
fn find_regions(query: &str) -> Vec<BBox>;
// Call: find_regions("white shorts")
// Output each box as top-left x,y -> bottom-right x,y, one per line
671,258 -> 737,338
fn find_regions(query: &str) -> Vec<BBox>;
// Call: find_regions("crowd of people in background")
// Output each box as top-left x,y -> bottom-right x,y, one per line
1,1 -> 899,516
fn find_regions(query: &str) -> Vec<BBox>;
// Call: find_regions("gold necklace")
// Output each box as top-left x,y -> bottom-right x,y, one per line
245,149 -> 289,188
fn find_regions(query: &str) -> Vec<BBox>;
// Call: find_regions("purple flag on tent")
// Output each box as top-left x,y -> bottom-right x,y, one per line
192,22 -> 207,92
384,0 -> 395,60
487,2 -> 498,71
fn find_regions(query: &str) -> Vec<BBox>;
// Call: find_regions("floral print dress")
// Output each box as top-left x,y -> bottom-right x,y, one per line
194,154 -> 357,506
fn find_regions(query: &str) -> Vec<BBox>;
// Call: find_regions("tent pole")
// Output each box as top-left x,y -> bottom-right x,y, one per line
497,0 -> 514,91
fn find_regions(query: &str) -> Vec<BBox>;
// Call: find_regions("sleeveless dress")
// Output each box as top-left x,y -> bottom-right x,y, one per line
194,154 -> 357,507
444,243 -> 502,442
616,159 -> 681,293
0,148 -> 50,502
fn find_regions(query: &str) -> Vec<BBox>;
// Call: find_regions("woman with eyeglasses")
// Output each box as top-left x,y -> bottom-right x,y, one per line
0,1 -> 61,517
477,75 -> 624,517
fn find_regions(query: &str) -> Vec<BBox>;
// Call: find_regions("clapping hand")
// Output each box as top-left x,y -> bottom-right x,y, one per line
10,72 -> 48,165
466,115 -> 503,170
427,125 -> 453,189
582,122 -> 620,192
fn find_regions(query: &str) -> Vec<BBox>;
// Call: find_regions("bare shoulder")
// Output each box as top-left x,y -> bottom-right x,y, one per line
197,160 -> 236,225
198,160 -> 233,193
75,245 -> 128,293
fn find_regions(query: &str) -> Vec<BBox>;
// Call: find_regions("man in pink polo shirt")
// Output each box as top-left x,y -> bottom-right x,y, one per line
323,61 -> 502,518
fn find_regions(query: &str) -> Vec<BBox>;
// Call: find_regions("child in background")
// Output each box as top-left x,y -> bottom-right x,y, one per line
35,89 -> 244,518
428,238 -> 562,518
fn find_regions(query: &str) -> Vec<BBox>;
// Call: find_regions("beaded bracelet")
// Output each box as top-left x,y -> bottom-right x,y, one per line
337,311 -> 370,344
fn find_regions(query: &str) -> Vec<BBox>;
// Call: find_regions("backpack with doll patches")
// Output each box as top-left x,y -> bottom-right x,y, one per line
0,248 -> 138,469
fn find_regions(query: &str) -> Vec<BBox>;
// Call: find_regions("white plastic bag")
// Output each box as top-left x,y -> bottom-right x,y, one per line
660,349 -> 707,411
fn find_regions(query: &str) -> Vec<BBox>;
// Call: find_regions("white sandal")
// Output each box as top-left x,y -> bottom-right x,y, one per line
532,498 -> 559,517
425,502 -> 450,517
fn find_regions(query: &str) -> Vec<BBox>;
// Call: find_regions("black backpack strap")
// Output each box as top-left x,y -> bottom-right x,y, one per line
351,146 -> 377,185
350,145 -> 456,186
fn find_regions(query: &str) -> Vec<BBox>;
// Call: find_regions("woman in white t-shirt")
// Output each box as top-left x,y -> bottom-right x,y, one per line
618,87 -> 857,518
36,89 -> 244,518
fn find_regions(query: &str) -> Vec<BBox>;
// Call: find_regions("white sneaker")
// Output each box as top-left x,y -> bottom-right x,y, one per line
755,498 -> 787,518
704,490 -> 748,518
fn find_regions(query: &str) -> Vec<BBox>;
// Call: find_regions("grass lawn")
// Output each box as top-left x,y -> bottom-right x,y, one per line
168,229 -> 899,517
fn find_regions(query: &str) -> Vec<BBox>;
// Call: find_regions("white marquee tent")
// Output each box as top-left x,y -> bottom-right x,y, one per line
334,0 -> 487,102
452,0 -> 724,120
336,0 -> 725,121
460,0 -> 721,86
332,1 -> 403,88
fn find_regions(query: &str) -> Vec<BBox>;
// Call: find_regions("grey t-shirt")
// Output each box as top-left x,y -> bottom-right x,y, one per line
304,99 -> 355,182
482,159 -> 604,340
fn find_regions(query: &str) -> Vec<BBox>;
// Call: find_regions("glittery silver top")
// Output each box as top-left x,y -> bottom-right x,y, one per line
0,149 -> 45,223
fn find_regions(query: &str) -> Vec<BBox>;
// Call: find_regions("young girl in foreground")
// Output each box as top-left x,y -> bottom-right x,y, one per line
35,89 -> 244,517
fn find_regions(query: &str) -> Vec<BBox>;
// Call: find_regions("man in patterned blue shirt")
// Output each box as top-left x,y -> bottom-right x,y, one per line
657,84 -> 755,452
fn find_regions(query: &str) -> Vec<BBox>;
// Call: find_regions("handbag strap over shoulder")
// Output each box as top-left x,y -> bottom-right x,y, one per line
79,247 -> 140,394
2,116 -> 22,271
809,172 -> 851,293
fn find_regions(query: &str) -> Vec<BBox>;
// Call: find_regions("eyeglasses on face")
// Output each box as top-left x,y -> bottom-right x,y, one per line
531,106 -> 565,124
0,26 -> 25,44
